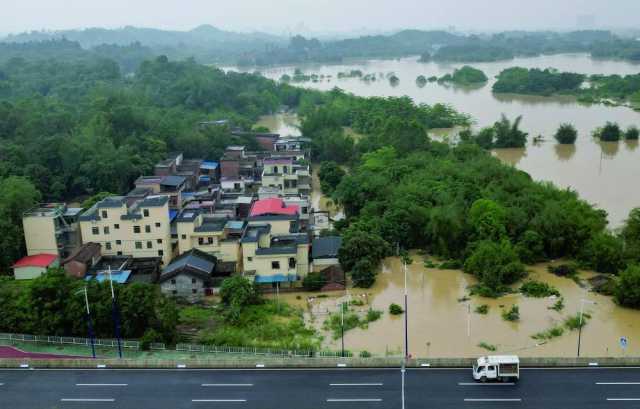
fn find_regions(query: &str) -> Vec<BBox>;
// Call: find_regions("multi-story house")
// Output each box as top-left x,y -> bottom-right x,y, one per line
78,195 -> 173,265
176,210 -> 244,264
261,158 -> 311,197
22,203 -> 83,258
134,175 -> 186,209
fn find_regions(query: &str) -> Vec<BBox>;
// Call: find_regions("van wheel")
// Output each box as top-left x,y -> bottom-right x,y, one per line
480,376 -> 487,383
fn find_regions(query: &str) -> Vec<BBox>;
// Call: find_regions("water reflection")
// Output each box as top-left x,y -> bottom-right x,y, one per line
492,92 -> 579,107
625,139 -> 639,152
493,148 -> 527,167
599,141 -> 621,159
554,144 -> 577,162
439,82 -> 487,95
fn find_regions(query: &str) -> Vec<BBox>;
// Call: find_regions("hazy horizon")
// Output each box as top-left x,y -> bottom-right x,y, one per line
4,0 -> 640,37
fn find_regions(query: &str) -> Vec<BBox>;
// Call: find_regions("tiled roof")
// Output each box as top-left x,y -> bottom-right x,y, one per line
13,254 -> 58,268
249,198 -> 299,217
312,236 -> 342,259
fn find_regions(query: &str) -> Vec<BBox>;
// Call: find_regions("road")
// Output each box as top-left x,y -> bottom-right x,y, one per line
1,367 -> 639,408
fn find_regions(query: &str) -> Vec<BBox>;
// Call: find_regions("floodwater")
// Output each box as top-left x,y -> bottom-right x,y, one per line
237,54 -> 640,226
274,253 -> 640,358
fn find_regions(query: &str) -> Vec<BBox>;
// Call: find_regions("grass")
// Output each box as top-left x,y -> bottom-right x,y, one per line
478,341 -> 497,352
548,297 -> 565,312
502,305 -> 520,322
322,307 -> 384,340
531,325 -> 565,341
182,301 -> 321,350
520,280 -> 561,298
474,304 -> 489,315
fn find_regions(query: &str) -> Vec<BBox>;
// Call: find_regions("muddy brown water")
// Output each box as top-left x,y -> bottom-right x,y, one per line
270,253 -> 640,358
236,54 -> 640,227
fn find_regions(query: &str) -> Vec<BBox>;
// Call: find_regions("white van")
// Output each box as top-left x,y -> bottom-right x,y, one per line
473,355 -> 520,382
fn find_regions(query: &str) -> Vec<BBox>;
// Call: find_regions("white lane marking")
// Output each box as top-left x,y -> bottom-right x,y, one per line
60,398 -> 115,402
192,399 -> 247,402
76,384 -> 128,386
0,383 -> 4,386
201,384 -> 253,387
607,398 -> 640,401
464,398 -> 522,402
327,399 -> 383,402
597,382 -> 640,385
458,382 -> 515,386
330,383 -> 383,386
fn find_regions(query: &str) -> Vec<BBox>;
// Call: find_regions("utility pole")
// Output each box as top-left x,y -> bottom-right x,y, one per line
107,267 -> 123,359
402,261 -> 408,409
467,303 -> 471,338
77,287 -> 96,359
340,301 -> 345,358
577,298 -> 596,357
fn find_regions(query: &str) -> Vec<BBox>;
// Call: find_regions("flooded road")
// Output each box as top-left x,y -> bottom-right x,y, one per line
238,54 -> 640,226
273,253 -> 640,358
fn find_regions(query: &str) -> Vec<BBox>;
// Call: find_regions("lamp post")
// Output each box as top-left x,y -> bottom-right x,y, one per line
401,261 -> 409,409
340,301 -> 345,358
76,287 -> 96,359
577,298 -> 596,357
106,267 -> 123,359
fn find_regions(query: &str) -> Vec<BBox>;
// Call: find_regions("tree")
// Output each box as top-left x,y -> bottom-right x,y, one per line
338,227 -> 391,272
579,232 -> 626,274
464,240 -> 526,295
219,276 -> 261,308
468,199 -> 507,241
302,272 -> 326,291
615,265 -> 640,309
625,126 -> 639,140
622,207 -> 640,262
554,123 -> 578,144
350,258 -> 377,288
597,122 -> 622,141
318,161 -> 345,194
493,115 -> 528,148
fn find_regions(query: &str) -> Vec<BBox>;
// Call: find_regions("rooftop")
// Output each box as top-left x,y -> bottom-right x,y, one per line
160,175 -> 186,188
312,236 -> 342,259
160,249 -> 217,282
264,158 -> 293,165
249,198 -> 299,217
226,145 -> 245,151
13,254 -> 58,268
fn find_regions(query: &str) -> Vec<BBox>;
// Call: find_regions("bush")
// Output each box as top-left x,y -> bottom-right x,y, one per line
502,305 -> 520,322
464,240 -> 526,295
531,325 -> 565,341
555,123 -> 578,144
359,350 -> 372,358
389,303 -> 404,315
475,304 -> 489,314
579,233 -> 626,274
625,126 -> 639,140
615,265 -> 640,308
302,272 -> 326,291
478,341 -> 497,351
520,280 -> 561,297
564,313 -> 591,330
438,260 -> 463,269
548,297 -> 565,312
548,263 -> 579,277
596,122 -> 622,141
140,328 -> 162,351
351,258 -> 377,288
366,309 -> 382,322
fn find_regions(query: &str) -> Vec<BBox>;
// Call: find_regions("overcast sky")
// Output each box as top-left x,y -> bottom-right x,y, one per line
3,0 -> 639,35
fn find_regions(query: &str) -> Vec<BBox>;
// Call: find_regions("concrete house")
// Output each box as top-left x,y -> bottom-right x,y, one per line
159,249 -> 217,299
12,254 -> 59,280
261,158 -> 311,197
176,210 -> 244,264
61,242 -> 102,278
311,236 -> 342,272
78,195 -> 173,266
22,203 -> 82,258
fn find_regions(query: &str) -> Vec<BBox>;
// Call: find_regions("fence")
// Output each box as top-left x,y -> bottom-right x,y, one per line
0,333 -> 139,350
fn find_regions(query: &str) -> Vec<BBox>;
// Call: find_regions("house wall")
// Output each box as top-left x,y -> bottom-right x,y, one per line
220,159 -> 240,178
23,216 -> 58,256
177,217 -> 240,263
79,202 -> 172,265
311,257 -> 339,272
13,259 -> 59,280
242,241 -> 309,279
160,274 -> 205,299
297,244 -> 310,276
248,220 -> 291,235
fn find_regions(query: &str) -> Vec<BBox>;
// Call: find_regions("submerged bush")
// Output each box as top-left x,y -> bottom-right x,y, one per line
502,305 -> 520,322
520,280 -> 561,297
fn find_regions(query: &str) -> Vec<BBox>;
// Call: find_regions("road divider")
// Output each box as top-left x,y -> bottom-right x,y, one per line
60,398 -> 115,402
464,398 -> 522,402
75,383 -> 128,386
327,399 -> 382,402
597,382 -> 640,385
192,399 -> 247,402
458,382 -> 515,386
201,384 -> 253,387
607,398 -> 640,401
330,383 -> 383,386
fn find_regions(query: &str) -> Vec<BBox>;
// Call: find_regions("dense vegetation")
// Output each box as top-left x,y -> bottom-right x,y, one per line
438,66 -> 488,85
459,115 -> 528,149
555,124 -> 578,144
493,67 -> 586,96
0,268 -> 178,343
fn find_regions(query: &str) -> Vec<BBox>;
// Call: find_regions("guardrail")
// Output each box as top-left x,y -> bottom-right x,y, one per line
0,333 -> 140,350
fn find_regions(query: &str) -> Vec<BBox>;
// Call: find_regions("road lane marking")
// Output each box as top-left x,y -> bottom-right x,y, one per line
201,384 -> 253,387
607,398 -> 640,401
76,384 -> 128,386
327,399 -> 383,402
192,399 -> 247,402
464,398 -> 522,402
60,399 -> 115,402
458,382 -> 515,386
330,383 -> 383,386
597,382 -> 640,385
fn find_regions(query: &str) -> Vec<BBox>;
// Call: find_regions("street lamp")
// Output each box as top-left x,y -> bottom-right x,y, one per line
106,267 -> 123,359
75,287 -> 96,359
577,298 -> 596,357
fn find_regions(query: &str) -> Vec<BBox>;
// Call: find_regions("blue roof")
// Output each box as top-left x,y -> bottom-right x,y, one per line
201,161 -> 219,170
254,274 -> 298,283
181,192 -> 196,199
169,209 -> 178,222
225,220 -> 244,230
86,270 -> 131,284
199,175 -> 211,182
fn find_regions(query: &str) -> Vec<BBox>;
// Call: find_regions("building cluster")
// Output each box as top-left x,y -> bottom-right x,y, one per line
13,134 -> 343,300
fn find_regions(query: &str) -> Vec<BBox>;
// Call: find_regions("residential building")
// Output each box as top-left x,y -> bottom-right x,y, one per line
159,249 -> 218,300
12,254 -> 59,280
61,242 -> 102,278
86,255 -> 161,284
311,236 -> 342,272
261,158 -> 311,196
176,210 -> 244,264
199,161 -> 220,185
78,195 -> 173,265
134,175 -> 186,209
22,203 -> 82,258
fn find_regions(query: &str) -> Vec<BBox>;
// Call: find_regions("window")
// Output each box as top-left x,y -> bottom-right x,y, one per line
143,209 -> 149,217
271,261 -> 280,270
155,222 -> 161,228
234,183 -> 241,190
198,237 -> 205,245
101,210 -> 108,219
302,207 -> 308,215
273,166 -> 279,173
92,227 -> 99,235
289,257 -> 296,269
170,279 -> 176,284
488,366 -> 495,372
172,290 -> 177,295
116,240 -> 122,245
135,241 -> 142,249
283,166 -> 288,174
103,226 -> 110,235
181,234 -> 187,240
133,226 -> 141,234
158,250 -> 164,256
192,278 -> 197,284
207,237 -> 214,244
114,224 -> 120,230
105,242 -> 112,250
157,239 -> 163,244
117,251 -> 123,256
145,225 -> 151,233
247,257 -> 253,262
146,241 -> 153,249
192,289 -> 197,294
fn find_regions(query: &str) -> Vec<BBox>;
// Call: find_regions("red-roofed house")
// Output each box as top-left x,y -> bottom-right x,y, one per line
249,198 -> 299,217
12,253 -> 59,280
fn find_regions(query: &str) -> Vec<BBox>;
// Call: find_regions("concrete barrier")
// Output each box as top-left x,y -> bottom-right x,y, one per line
1,356 -> 639,369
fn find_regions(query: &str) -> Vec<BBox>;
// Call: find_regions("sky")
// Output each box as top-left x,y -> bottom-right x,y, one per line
3,0 -> 640,36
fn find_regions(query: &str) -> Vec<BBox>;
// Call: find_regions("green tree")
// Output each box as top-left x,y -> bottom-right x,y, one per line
597,122 -> 622,141
615,265 -> 640,309
579,232 -> 626,274
350,258 -> 377,288
302,272 -> 326,291
625,126 -> 639,140
464,240 -> 526,294
338,227 -> 391,272
468,199 -> 507,241
493,115 -> 528,148
554,123 -> 578,144
318,161 -> 346,194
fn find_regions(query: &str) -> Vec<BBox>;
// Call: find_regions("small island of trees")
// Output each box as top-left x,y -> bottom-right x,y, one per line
438,66 -> 488,86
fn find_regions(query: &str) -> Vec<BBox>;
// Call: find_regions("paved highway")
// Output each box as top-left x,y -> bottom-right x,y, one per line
1,367 -> 639,408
